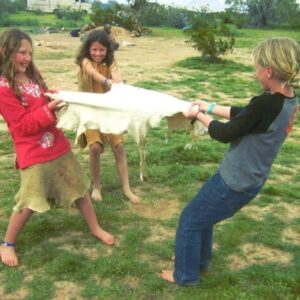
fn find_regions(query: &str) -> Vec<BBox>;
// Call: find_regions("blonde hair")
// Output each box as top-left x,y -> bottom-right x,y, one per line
253,37 -> 300,88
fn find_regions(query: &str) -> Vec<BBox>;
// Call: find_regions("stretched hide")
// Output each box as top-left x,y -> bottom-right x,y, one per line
46,83 -> 206,180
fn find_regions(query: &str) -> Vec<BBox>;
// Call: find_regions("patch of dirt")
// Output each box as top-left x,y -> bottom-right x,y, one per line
0,207 -> 9,220
0,274 -> 5,300
58,243 -> 113,260
131,198 -> 180,220
0,120 -> 7,131
146,254 -> 174,271
213,243 -> 220,251
242,204 -> 274,221
282,228 -> 300,245
145,225 -> 175,243
132,183 -> 182,220
123,275 -> 140,289
0,272 -> 29,300
111,26 -> 132,39
228,243 -> 293,270
223,48 -> 254,66
0,154 -> 15,162
32,32 -> 200,91
48,232 -> 114,259
1,288 -> 29,300
53,281 -> 83,300
91,275 -> 111,288
116,36 -> 199,86
243,200 -> 300,222
277,203 -> 300,221
268,171 -> 297,185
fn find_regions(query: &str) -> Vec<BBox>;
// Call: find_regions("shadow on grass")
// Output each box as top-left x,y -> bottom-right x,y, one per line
175,57 -> 254,73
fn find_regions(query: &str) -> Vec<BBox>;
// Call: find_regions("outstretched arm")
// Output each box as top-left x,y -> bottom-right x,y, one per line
81,58 -> 112,87
0,88 -> 59,136
183,104 -> 213,128
192,100 -> 231,119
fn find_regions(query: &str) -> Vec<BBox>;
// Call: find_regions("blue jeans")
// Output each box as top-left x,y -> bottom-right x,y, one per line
174,172 -> 262,285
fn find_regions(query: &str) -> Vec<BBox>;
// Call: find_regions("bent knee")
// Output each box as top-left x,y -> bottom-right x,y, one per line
112,143 -> 124,155
89,142 -> 102,154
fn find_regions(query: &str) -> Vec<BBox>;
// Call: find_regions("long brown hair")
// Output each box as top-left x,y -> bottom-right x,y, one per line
76,29 -> 114,67
0,28 -> 48,100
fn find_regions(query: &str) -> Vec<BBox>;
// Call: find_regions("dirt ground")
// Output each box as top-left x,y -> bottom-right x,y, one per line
33,28 -> 255,94
32,30 -> 200,90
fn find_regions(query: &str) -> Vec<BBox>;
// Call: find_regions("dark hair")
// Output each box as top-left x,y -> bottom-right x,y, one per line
76,30 -> 114,67
0,28 -> 48,100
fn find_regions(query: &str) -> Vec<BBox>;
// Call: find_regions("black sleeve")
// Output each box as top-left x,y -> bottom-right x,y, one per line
230,106 -> 244,118
208,93 -> 285,143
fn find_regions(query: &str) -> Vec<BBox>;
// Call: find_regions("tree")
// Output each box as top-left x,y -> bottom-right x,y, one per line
127,0 -> 149,10
275,0 -> 300,26
0,0 -> 26,26
1,0 -> 25,13
225,0 -> 300,27
90,1 -> 122,26
184,10 -> 235,61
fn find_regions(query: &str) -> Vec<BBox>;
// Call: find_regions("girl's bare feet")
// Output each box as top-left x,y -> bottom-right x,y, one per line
123,188 -> 140,204
91,188 -> 102,201
0,245 -> 18,267
92,228 -> 115,246
160,270 -> 175,283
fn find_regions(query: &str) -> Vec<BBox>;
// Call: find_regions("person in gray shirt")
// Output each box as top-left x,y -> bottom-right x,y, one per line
161,37 -> 300,286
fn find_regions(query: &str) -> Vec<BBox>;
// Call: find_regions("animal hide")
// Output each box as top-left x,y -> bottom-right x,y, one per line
46,83 -> 206,180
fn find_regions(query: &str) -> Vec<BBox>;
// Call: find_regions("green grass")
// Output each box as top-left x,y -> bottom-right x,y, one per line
0,26 -> 300,299
36,51 -> 74,60
234,28 -> 300,48
0,11 -> 90,31
148,26 -> 186,38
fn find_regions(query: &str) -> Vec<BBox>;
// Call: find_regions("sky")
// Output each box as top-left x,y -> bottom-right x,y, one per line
147,0 -> 227,11
112,0 -> 227,12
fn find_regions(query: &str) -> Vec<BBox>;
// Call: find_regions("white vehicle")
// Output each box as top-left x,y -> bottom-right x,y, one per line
26,0 -> 93,14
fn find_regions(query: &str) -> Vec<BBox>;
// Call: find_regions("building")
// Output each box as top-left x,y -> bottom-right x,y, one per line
26,0 -> 93,14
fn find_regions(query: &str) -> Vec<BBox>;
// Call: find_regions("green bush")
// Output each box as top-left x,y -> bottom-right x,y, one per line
90,2 -> 122,26
184,10 -> 235,61
53,6 -> 85,21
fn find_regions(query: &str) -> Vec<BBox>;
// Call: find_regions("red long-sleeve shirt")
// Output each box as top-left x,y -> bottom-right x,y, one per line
0,77 -> 70,169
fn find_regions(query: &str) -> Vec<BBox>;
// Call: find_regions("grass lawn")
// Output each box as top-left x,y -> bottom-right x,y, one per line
0,24 -> 299,299
0,11 -> 90,31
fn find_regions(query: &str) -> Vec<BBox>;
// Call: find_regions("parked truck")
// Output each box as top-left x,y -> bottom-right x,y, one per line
26,0 -> 93,14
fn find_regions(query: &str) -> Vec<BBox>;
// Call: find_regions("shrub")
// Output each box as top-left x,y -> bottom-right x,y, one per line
90,1 -> 122,26
53,6 -> 85,21
184,10 -> 235,61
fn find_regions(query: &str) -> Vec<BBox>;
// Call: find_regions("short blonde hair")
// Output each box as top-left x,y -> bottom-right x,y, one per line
253,37 -> 300,88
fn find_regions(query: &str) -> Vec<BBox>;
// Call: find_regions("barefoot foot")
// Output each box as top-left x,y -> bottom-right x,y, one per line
0,245 -> 18,267
171,256 -> 209,276
91,188 -> 102,202
123,189 -> 140,204
160,270 -> 175,283
93,228 -> 115,246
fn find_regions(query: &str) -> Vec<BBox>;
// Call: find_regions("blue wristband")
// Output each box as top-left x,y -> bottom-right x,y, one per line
207,102 -> 215,114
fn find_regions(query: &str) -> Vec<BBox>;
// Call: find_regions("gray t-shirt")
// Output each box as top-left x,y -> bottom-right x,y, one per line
208,92 -> 298,191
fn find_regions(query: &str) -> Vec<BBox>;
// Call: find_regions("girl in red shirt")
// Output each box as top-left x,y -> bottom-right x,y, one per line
0,28 -> 115,267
